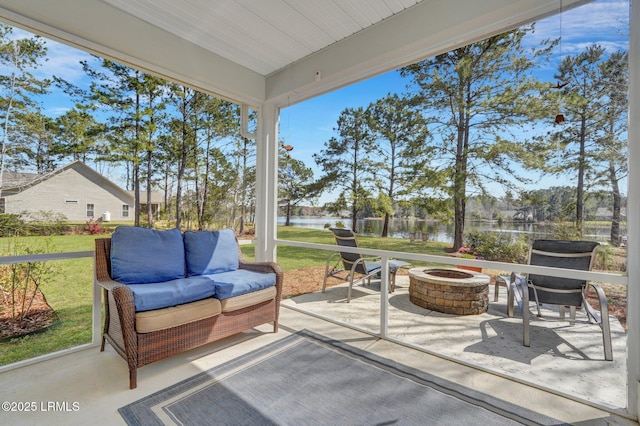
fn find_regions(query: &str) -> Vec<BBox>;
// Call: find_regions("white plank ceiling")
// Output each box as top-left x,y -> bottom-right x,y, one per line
102,0 -> 423,76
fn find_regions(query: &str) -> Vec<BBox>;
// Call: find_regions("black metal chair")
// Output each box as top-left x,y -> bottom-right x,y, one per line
322,228 -> 411,302
505,239 -> 612,361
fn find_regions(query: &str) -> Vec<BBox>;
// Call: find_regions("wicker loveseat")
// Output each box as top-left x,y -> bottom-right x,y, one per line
95,226 -> 282,389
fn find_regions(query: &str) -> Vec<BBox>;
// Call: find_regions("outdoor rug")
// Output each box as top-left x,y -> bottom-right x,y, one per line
119,330 -> 565,425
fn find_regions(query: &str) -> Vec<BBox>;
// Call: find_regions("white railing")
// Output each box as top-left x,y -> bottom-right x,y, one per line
275,239 -> 628,286
0,251 -> 98,374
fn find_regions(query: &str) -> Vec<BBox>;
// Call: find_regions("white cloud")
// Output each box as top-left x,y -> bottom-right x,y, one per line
44,40 -> 96,83
9,27 -> 96,85
530,0 -> 629,53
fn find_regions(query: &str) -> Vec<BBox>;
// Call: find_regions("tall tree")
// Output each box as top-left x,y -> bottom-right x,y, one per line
10,109 -> 55,173
314,107 -> 377,232
82,60 -> 146,224
138,73 -> 167,228
594,50 -> 628,246
233,136 -> 255,234
278,150 -> 319,226
52,106 -> 104,162
367,93 -> 429,237
166,84 -> 197,229
553,45 -> 607,236
193,96 -> 236,230
0,24 -> 48,196
401,27 -> 552,250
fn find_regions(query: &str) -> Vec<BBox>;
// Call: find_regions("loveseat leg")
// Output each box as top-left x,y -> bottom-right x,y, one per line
129,369 -> 137,389
273,322 -> 278,333
100,335 -> 106,352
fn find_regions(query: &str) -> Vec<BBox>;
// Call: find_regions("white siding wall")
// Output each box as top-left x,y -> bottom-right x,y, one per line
3,164 -> 134,222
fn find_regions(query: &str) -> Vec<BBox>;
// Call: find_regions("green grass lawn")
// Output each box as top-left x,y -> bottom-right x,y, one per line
0,235 -> 102,366
0,228 -> 451,366
242,226 -> 452,270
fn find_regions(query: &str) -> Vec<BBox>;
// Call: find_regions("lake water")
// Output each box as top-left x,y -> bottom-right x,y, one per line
277,216 -> 619,243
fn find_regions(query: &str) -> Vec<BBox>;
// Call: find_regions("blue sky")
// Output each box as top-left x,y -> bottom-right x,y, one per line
5,0 -> 631,203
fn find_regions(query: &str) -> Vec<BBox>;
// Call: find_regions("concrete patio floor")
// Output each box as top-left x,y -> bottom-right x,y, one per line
283,274 -> 628,410
0,292 -> 633,425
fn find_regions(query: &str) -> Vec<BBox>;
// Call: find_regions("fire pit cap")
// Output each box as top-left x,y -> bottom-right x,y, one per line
424,268 -> 473,279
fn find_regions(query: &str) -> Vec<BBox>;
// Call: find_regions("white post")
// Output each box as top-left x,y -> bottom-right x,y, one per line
254,102 -> 279,262
380,257 -> 389,337
92,256 -> 102,344
626,0 -> 640,417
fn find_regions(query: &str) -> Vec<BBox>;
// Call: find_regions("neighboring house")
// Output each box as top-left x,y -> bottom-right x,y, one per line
596,207 -> 627,221
0,161 -> 137,222
128,190 -> 165,221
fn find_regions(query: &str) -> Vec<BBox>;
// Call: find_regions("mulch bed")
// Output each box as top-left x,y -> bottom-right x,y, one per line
0,290 -> 59,340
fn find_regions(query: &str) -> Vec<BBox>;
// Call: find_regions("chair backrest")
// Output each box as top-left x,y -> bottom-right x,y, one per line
527,239 -> 599,306
330,228 -> 367,274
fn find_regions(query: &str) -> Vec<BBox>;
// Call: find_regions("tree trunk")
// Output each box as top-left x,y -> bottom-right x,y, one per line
609,161 -> 621,247
175,105 -> 188,230
285,201 -> 291,226
351,202 -> 358,233
452,115 -> 468,251
133,76 -> 141,227
576,117 -> 587,237
382,213 -> 390,238
146,150 -> 153,228
239,139 -> 249,235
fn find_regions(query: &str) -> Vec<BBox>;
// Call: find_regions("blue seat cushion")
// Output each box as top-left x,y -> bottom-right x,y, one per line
184,229 -> 239,276
208,270 -> 276,300
128,276 -> 216,312
111,226 -> 185,284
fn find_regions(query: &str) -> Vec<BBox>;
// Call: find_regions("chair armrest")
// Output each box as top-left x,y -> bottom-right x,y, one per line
239,260 -> 282,276
505,272 -> 527,316
96,276 -> 137,364
585,282 -> 609,324
96,277 -> 126,292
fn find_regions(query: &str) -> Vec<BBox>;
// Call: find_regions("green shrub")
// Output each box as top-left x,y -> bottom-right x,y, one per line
0,238 -> 59,322
24,211 -> 70,235
0,214 -> 26,237
465,231 -> 529,263
547,221 -> 581,240
593,244 -> 625,272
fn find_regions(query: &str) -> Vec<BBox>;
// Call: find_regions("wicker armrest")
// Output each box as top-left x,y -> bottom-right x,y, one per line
239,261 -> 284,301
239,260 -> 282,275
96,277 -> 127,292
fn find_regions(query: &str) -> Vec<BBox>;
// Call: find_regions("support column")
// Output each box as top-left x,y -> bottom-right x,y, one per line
626,0 -> 639,417
254,102 -> 279,262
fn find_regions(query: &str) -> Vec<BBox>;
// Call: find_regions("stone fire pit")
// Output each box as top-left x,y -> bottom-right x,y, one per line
408,268 -> 490,315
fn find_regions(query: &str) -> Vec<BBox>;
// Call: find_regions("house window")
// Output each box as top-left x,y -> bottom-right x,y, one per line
86,203 -> 94,217
122,204 -> 129,218
0,198 -> 4,214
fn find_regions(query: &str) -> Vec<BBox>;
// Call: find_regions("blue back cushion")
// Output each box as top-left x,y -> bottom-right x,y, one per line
184,229 -> 239,276
111,226 -> 185,284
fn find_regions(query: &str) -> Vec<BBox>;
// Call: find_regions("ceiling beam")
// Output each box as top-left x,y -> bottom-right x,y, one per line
0,0 -> 265,105
266,0 -> 589,107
